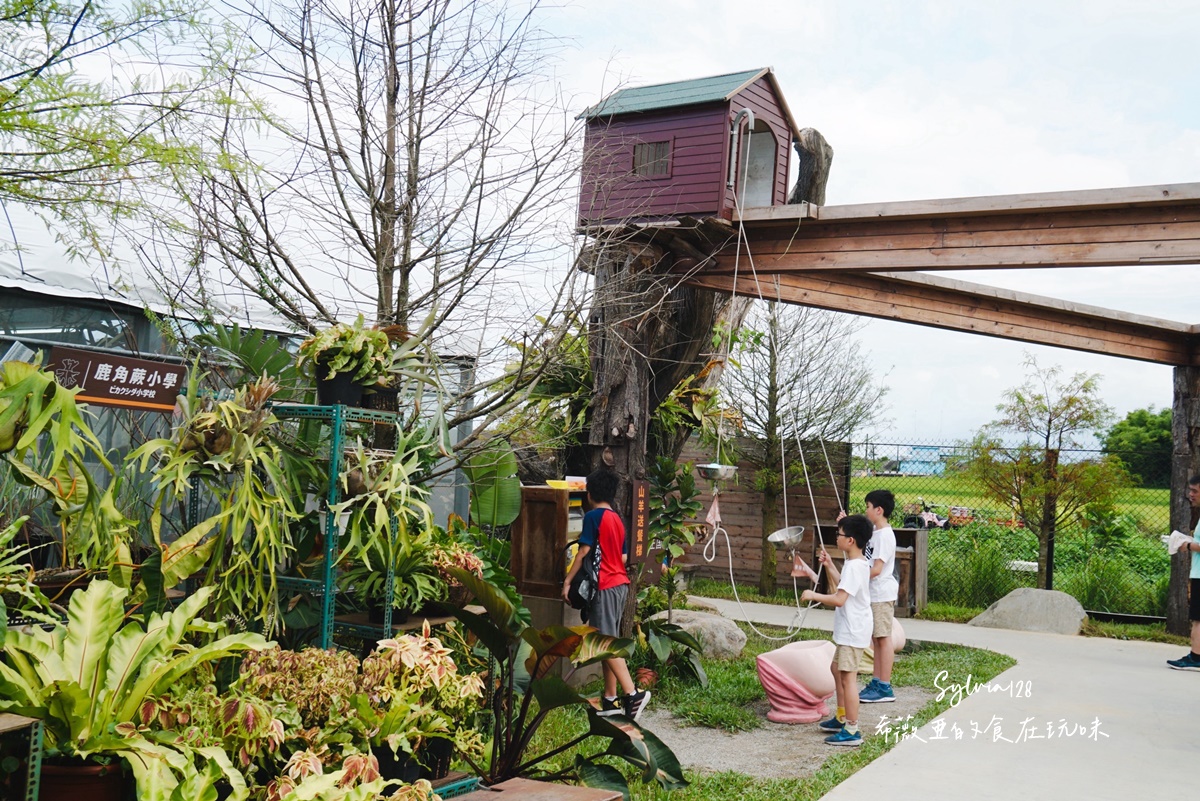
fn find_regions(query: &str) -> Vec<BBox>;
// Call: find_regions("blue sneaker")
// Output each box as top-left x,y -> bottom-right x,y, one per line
824,726 -> 863,747
860,680 -> 895,703
1168,653 -> 1200,671
817,715 -> 844,732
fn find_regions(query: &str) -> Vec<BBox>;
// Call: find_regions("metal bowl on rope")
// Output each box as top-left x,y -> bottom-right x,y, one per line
767,525 -> 805,549
695,462 -> 738,482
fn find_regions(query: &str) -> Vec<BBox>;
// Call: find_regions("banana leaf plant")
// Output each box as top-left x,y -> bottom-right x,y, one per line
0,359 -> 132,572
0,580 -> 269,800
461,439 -> 521,529
446,569 -> 688,798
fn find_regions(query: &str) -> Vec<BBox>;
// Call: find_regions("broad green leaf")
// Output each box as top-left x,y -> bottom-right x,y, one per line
598,720 -> 655,783
158,518 -> 220,587
575,757 -> 630,800
447,568 -> 521,639
641,727 -> 688,789
647,629 -> 671,663
530,674 -> 585,714
462,440 -> 522,528
61,580 -> 128,701
449,606 -> 511,661
573,631 -> 634,667
522,626 -> 584,678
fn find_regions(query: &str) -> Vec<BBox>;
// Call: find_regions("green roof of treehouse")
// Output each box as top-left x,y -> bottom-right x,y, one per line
580,68 -> 770,119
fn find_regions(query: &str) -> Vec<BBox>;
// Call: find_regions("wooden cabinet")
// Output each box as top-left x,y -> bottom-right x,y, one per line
510,486 -> 571,599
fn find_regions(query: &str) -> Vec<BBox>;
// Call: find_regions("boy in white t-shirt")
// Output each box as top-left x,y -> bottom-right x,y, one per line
801,514 -> 874,747
853,489 -> 899,703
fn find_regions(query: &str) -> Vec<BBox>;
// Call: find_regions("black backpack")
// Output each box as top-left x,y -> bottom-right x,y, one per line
565,538 -> 602,621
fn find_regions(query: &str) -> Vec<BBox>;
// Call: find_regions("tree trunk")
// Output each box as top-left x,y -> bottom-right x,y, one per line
1039,449 -> 1059,590
1169,366 -> 1200,635
788,128 -> 834,206
759,485 -> 778,596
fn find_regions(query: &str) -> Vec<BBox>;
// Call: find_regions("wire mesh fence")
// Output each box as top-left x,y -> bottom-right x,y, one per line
849,440 -> 1172,617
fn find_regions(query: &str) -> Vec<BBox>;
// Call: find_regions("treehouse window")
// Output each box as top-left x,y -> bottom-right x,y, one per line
632,140 -> 671,177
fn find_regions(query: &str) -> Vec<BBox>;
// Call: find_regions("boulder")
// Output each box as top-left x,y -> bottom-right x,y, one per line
969,588 -> 1086,635
648,609 -> 746,659
683,596 -> 721,613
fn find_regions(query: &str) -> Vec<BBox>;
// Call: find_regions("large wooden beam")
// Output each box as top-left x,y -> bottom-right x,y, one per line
684,269 -> 1200,365
704,182 -> 1200,274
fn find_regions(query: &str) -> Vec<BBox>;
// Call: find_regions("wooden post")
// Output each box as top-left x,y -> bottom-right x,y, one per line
1169,365 -> 1200,636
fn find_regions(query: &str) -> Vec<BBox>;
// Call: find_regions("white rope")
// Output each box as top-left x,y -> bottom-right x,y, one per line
700,122 -> 849,642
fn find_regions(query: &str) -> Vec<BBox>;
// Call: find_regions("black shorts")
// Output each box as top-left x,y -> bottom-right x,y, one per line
1190,578 -> 1200,621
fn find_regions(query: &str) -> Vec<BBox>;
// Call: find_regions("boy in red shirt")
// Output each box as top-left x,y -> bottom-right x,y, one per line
562,468 -> 651,720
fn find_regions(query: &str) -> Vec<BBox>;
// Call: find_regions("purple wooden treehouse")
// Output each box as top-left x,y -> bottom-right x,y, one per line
578,67 -> 799,227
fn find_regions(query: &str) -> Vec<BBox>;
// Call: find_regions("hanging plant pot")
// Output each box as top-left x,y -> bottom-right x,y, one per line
316,370 -> 364,407
40,760 -> 126,801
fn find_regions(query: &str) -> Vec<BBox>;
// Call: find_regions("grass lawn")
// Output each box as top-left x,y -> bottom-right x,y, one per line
849,474 -> 1170,532
531,622 -> 1015,800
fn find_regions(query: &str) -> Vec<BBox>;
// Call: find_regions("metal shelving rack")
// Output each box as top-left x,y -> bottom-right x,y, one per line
273,403 -> 403,648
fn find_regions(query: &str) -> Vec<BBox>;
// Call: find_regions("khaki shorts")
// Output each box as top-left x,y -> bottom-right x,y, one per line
871,601 -> 895,639
834,644 -> 864,673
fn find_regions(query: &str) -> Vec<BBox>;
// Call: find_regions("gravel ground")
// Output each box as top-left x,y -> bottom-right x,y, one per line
639,687 -> 933,779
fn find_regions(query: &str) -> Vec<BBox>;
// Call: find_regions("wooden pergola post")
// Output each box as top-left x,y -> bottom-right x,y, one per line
1169,366 -> 1200,635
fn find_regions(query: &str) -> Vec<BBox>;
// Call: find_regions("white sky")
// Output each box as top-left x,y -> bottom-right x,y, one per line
543,0 -> 1200,445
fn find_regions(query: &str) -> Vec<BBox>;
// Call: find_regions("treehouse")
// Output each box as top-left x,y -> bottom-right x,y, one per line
577,67 -> 800,227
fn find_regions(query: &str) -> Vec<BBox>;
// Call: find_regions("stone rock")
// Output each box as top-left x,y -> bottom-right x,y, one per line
684,596 -> 721,613
648,609 -> 746,659
969,587 -> 1086,635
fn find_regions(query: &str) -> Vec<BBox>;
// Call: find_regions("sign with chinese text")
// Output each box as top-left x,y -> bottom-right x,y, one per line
47,346 -> 186,413
631,479 -> 658,569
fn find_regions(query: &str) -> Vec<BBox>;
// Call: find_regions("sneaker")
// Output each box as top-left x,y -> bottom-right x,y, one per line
623,690 -> 651,721
824,726 -> 863,747
596,696 -> 623,716
1167,653 -> 1200,671
817,715 -> 844,732
860,680 -> 896,703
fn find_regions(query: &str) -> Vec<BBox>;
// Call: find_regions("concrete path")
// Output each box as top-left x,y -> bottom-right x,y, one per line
695,596 -> 1193,797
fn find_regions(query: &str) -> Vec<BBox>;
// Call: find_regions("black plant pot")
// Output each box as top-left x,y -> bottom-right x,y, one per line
374,746 -> 421,784
316,371 -> 364,407
367,602 -> 411,626
40,760 -> 126,801
417,737 -> 454,781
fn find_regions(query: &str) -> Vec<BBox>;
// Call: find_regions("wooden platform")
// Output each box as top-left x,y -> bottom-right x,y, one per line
452,777 -> 622,801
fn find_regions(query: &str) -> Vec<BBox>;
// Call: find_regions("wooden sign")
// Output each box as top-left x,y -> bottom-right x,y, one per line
630,479 -> 658,569
47,346 -> 186,413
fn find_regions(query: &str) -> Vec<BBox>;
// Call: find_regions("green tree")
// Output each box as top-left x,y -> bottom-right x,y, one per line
1102,406 -> 1172,488
0,0 -> 232,253
963,356 -> 1128,590
722,301 -> 885,595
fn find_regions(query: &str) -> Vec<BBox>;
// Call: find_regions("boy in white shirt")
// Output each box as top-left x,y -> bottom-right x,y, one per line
856,489 -> 899,703
801,514 -> 874,747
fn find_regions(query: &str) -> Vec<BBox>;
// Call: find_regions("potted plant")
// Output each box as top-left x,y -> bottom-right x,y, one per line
0,580 -> 268,800
296,315 -> 394,407
356,624 -> 485,781
129,374 -> 301,635
446,569 -> 688,796
339,529 -> 444,625
429,537 -> 484,608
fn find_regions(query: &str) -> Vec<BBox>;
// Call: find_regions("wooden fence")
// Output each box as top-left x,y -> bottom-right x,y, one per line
677,437 -> 849,586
